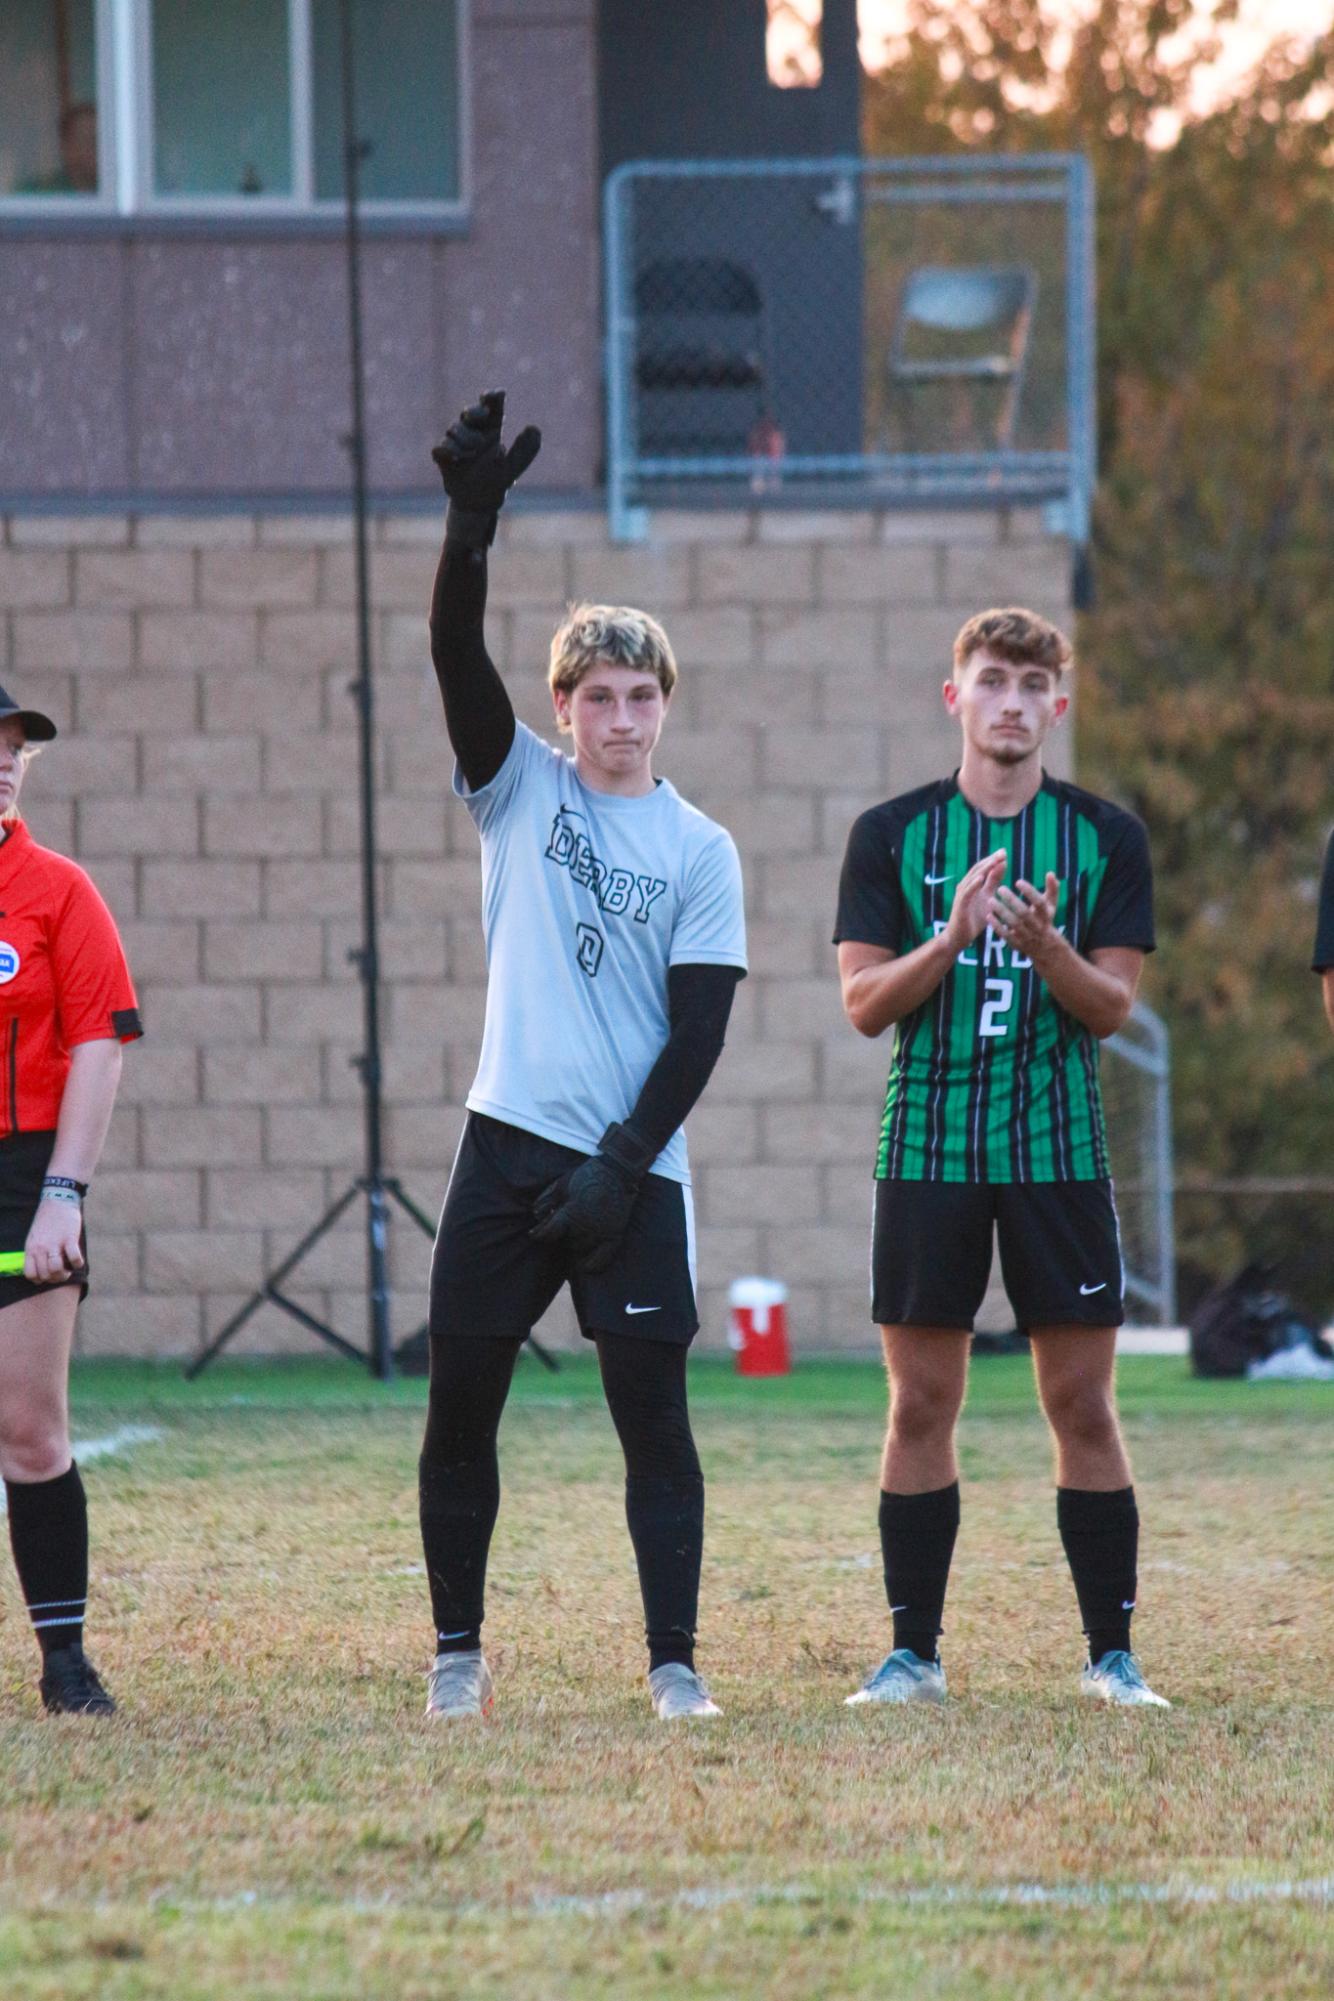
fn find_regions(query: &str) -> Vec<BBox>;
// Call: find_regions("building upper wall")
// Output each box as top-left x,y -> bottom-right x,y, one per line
0,2 -> 600,502
598,0 -> 860,179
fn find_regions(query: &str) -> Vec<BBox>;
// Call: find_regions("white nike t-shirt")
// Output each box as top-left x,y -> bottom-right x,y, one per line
455,723 -> 747,1184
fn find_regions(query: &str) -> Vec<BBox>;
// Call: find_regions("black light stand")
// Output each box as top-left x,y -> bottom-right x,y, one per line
188,0 -> 440,1382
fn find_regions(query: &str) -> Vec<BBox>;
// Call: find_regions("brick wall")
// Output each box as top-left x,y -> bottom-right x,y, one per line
0,2 -> 601,497
0,504 -> 1072,1359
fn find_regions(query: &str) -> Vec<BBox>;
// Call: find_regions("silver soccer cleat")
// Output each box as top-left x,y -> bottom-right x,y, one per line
648,1662 -> 721,1720
425,1649 -> 494,1721
845,1647 -> 947,1707
1079,1650 -> 1171,1708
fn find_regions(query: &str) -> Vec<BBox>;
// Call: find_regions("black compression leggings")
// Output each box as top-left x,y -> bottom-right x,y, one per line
419,1335 -> 704,1669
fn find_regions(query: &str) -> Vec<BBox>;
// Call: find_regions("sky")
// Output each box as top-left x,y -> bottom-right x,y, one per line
857,0 -> 1332,119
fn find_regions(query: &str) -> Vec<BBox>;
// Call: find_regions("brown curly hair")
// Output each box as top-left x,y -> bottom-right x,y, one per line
952,607 -> 1071,677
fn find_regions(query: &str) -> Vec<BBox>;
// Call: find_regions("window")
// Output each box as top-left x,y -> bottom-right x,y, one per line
0,0 -> 467,215
151,1 -> 294,199
766,0 -> 823,89
312,0 -> 460,203
0,0 -> 104,199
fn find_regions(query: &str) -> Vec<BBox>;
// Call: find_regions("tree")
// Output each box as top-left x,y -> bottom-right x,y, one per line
865,4 -> 1334,1307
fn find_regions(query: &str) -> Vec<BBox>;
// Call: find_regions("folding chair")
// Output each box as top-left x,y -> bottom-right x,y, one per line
888,265 -> 1036,450
634,256 -> 769,457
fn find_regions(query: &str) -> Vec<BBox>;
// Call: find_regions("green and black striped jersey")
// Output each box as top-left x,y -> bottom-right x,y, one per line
834,775 -> 1154,1184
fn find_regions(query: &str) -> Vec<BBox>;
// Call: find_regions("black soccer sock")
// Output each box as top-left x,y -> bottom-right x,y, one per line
598,1334 -> 704,1672
625,1474 -> 705,1671
1057,1485 -> 1139,1664
5,1461 -> 89,1660
879,1482 -> 960,1664
419,1335 -> 523,1656
418,1453 -> 493,1655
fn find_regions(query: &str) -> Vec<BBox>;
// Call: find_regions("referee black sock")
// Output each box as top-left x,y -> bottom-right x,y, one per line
5,1462 -> 89,1660
1057,1485 -> 1138,1664
880,1483 -> 960,1665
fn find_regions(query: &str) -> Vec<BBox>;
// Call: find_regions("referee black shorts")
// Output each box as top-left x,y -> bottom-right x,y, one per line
431,1113 -> 699,1346
0,1129 -> 90,1313
871,1176 -> 1125,1332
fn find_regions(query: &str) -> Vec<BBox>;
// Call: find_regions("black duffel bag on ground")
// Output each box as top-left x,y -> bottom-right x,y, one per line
1188,1263 -> 1323,1378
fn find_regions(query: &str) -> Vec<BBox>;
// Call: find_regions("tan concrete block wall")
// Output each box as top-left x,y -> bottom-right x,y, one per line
1,505 -> 1072,1360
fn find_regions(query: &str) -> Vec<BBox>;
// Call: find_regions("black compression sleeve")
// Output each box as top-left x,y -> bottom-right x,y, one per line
429,537 -> 516,793
619,962 -> 743,1165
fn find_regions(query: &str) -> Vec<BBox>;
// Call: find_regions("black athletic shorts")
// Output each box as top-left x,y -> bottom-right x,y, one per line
431,1113 -> 698,1345
871,1177 -> 1124,1331
0,1129 -> 90,1313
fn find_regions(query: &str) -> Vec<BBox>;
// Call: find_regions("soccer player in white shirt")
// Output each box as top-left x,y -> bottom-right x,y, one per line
418,393 -> 747,1723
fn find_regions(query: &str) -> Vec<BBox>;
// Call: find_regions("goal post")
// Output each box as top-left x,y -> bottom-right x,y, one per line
1102,1001 -> 1176,1326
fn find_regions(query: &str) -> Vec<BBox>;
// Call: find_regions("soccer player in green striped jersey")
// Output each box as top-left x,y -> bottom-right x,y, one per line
834,607 -> 1170,1710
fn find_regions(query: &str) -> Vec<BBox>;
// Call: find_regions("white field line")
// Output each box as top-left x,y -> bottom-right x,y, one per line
515,1876 -> 1334,1920
0,1424 -> 163,1515
194,1876 -> 1334,1921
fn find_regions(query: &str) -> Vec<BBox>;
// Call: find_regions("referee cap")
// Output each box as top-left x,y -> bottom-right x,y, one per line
0,683 -> 57,742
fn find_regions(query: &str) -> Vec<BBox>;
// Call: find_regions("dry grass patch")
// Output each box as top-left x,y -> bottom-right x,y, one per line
0,1357 -> 1330,1998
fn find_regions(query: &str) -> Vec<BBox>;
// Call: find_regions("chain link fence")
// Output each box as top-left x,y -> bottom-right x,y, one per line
604,154 -> 1095,543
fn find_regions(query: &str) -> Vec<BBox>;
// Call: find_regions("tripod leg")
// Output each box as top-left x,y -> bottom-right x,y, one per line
185,1183 -> 366,1380
383,1177 -> 438,1238
367,1181 -> 392,1382
185,1288 -> 268,1381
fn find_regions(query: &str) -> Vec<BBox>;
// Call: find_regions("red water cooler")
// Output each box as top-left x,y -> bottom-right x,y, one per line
728,1277 -> 791,1377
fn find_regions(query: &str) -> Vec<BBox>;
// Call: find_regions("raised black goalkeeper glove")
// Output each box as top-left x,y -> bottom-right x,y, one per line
431,388 -> 542,548
528,1122 -> 654,1275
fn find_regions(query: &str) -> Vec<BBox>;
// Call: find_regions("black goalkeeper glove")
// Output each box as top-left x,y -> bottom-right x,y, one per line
528,1122 -> 654,1274
431,388 -> 542,549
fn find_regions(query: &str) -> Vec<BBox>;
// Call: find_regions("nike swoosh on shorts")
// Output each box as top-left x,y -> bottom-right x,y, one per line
1079,1282 -> 1108,1295
625,1304 -> 660,1315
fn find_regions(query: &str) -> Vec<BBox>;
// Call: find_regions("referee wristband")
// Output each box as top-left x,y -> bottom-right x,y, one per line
43,1175 -> 89,1197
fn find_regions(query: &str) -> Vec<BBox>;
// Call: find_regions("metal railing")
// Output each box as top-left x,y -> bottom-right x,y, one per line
604,154 -> 1095,545
1104,1001 -> 1176,1326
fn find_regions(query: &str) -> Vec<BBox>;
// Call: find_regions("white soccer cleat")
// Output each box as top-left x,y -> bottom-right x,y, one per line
425,1649 -> 494,1721
649,1662 -> 721,1720
845,1648 -> 947,1707
1079,1650 -> 1170,1708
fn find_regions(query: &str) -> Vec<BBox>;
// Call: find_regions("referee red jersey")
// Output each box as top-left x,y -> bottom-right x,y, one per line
0,820 -> 142,1135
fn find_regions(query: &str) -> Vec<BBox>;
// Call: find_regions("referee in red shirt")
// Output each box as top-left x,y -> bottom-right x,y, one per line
0,686 -> 141,1716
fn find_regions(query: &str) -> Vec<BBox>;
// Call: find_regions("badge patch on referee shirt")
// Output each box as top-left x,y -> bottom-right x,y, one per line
0,943 -> 18,983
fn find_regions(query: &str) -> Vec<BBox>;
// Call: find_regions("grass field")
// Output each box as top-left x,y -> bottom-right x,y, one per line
1,1354 -> 1331,1999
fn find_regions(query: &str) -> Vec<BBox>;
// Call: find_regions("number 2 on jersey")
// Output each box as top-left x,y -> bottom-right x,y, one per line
978,976 -> 1014,1039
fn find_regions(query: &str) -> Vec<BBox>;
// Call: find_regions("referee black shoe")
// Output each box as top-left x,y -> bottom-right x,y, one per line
39,1644 -> 117,1717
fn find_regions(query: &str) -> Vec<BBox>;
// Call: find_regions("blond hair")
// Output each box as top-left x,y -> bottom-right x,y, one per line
548,603 -> 678,718
0,732 -> 40,823
953,607 -> 1072,677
